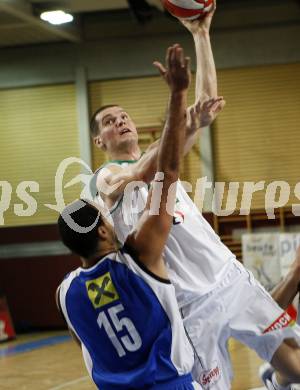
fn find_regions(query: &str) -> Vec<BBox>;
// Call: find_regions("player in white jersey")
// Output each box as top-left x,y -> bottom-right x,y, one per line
90,6 -> 300,390
96,157 -> 300,389
57,44 -> 200,390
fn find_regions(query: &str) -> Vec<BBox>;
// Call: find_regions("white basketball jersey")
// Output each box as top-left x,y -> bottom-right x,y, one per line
98,162 -> 235,306
164,182 -> 235,305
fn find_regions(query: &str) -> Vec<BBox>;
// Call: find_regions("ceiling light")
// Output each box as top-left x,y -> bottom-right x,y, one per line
40,10 -> 73,25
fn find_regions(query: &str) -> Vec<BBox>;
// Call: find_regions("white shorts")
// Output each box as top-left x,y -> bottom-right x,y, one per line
181,260 -> 300,390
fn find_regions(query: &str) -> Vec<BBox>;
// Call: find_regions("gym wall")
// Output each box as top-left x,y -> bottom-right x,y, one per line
0,83 -> 80,226
214,63 -> 300,210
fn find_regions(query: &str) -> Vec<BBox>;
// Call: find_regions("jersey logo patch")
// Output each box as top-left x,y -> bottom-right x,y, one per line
86,272 -> 119,309
263,310 -> 294,333
173,210 -> 185,225
199,361 -> 221,389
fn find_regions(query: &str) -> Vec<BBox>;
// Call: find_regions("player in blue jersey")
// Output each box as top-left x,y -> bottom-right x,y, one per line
56,44 -> 201,390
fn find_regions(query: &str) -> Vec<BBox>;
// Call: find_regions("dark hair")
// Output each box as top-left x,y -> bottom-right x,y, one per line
58,200 -> 103,258
90,104 -> 119,137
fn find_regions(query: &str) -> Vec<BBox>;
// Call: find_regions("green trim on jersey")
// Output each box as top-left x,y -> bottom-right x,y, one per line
100,151 -> 146,169
101,159 -> 138,168
110,159 -> 138,164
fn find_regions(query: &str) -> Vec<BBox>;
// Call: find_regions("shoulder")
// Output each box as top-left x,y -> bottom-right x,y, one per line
89,162 -> 126,199
119,241 -> 171,285
96,162 -> 125,179
96,163 -> 127,187
55,271 -> 76,313
92,164 -> 126,206
59,269 -> 81,297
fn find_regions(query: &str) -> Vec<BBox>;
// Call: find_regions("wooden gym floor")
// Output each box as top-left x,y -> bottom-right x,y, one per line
0,330 -> 266,390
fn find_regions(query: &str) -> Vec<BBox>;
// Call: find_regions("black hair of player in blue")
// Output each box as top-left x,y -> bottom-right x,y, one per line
58,200 -> 103,259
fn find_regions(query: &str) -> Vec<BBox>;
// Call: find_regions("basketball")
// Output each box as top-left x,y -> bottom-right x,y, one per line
162,0 -> 214,20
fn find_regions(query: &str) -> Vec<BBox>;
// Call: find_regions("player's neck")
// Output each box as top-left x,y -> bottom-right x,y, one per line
109,145 -> 141,162
82,244 -> 117,269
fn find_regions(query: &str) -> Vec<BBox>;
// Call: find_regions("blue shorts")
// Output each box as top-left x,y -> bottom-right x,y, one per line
151,374 -> 197,390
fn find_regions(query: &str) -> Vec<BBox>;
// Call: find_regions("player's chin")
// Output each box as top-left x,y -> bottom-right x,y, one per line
118,136 -> 137,148
122,132 -> 138,141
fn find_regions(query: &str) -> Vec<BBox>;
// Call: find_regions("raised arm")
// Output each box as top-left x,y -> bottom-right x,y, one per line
271,247 -> 300,310
126,44 -> 190,277
182,2 -> 217,101
180,1 -> 226,153
96,5 -> 224,205
155,2 -> 225,156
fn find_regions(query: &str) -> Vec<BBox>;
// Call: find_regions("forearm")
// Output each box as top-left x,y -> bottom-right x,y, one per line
97,146 -> 160,204
134,143 -> 160,184
193,31 -> 217,101
183,131 -> 200,156
158,91 -> 187,176
271,272 -> 299,310
138,123 -> 195,178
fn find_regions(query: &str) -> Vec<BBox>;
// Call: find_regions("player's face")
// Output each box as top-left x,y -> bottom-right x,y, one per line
95,106 -> 138,152
87,200 -> 118,244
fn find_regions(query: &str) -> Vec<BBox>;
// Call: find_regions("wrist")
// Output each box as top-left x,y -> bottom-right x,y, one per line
286,269 -> 300,290
170,89 -> 188,97
193,29 -> 210,40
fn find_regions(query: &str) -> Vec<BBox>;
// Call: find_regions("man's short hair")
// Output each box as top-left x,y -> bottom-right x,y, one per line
90,104 -> 119,137
58,200 -> 103,259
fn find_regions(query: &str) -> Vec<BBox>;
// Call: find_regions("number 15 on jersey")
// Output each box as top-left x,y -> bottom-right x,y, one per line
98,303 -> 142,357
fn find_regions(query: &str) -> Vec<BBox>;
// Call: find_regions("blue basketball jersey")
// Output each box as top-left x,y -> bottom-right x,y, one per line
58,247 -> 195,390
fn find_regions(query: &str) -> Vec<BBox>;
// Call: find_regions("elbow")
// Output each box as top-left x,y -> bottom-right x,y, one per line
141,171 -> 155,184
158,161 -> 180,183
138,165 -> 157,185
134,167 -> 144,182
163,170 -> 179,184
163,160 -> 180,176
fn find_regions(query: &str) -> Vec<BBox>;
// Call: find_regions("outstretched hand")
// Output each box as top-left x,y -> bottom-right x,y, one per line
180,0 -> 216,35
187,96 -> 225,133
153,44 -> 191,93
